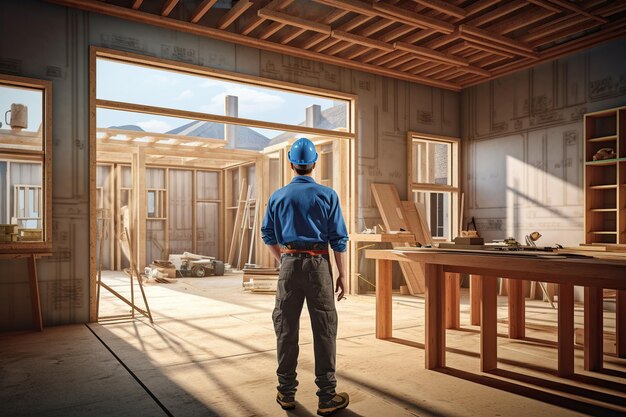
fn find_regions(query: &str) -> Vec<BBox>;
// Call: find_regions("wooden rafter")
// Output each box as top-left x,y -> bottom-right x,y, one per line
190,0 -> 218,23
411,0 -> 467,19
217,0 -> 253,30
161,0 -> 179,16
132,0 -> 144,10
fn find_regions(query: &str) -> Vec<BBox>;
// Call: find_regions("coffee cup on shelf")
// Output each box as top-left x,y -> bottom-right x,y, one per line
5,103 -> 28,129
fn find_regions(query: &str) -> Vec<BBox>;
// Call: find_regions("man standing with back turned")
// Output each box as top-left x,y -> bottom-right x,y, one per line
261,137 -> 349,416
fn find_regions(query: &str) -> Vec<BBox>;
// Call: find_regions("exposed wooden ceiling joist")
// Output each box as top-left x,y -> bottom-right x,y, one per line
46,0 -> 626,91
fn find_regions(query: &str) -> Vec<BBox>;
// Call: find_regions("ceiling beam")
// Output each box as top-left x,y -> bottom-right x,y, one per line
535,0 -> 608,23
217,0 -> 253,29
373,2 -> 455,34
132,0 -> 144,10
332,30 -> 395,52
46,0 -> 461,90
411,0 -> 467,19
258,9 -> 332,34
190,0 -> 218,24
161,0 -> 179,16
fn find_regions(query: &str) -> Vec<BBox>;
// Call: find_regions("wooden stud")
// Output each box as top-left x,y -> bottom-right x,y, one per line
358,18 -> 395,37
278,27 -> 306,44
425,263 -> 446,369
217,0 -> 253,29
508,278 -> 525,339
376,259 -> 393,339
481,275 -> 498,372
558,283 -> 575,376
584,286 -> 604,371
161,0 -> 179,16
190,0 -> 218,23
377,25 -> 415,43
445,272 -> 460,329
258,22 -> 284,40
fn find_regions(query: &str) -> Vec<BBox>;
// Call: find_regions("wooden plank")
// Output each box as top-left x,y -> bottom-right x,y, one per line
26,255 -> 43,331
481,275 -> 498,371
332,30 -> 395,52
132,0 -> 144,10
425,263 -> 445,369
217,0 -> 253,29
584,286 -> 604,371
558,283 -> 575,376
470,275 -> 482,326
414,202 -> 433,246
445,272 -> 460,329
618,290 -> 626,358
227,179 -> 247,266
373,2 -> 455,34
459,24 -> 536,53
507,278 -> 525,339
190,0 -> 218,23
536,0 -> 607,23
395,41 -> 470,66
371,183 -> 425,294
376,259 -> 393,339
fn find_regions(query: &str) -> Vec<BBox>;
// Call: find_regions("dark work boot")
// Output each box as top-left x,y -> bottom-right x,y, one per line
317,392 -> 349,416
276,392 -> 296,410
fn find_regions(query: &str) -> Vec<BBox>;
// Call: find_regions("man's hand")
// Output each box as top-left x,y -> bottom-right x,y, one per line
335,274 -> 346,301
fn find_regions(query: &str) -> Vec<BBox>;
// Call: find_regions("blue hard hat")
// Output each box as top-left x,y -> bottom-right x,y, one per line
288,137 -> 318,165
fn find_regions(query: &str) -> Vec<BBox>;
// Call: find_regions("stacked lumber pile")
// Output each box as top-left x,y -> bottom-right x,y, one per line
242,267 -> 279,293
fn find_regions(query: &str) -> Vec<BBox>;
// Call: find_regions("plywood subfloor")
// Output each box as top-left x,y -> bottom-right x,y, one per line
2,272 -> 625,417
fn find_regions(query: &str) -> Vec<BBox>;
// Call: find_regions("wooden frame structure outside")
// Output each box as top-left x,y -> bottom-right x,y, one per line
89,46 -> 357,321
0,73 -> 52,254
407,131 -> 460,241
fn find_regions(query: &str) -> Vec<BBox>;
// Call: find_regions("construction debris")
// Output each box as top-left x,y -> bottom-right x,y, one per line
242,267 -> 279,293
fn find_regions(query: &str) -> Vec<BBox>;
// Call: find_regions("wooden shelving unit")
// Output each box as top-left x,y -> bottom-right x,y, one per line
584,106 -> 626,245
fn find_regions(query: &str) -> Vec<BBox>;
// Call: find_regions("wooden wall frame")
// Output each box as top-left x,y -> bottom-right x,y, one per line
89,46 -> 358,321
407,131 -> 461,241
0,73 -> 52,254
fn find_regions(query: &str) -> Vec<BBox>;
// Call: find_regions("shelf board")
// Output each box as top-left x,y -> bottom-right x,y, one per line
589,184 -> 617,189
586,158 -> 619,166
585,109 -> 617,117
591,231 -> 617,234
587,135 -> 617,142
590,208 -> 617,212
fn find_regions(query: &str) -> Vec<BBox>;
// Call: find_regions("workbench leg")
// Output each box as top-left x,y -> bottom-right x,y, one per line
584,287 -> 604,371
481,276 -> 498,372
470,274 -> 481,326
425,263 -> 445,369
376,259 -> 393,340
616,290 -> 626,358
508,278 -> 525,339
26,255 -> 43,332
445,272 -> 460,330
558,283 -> 574,376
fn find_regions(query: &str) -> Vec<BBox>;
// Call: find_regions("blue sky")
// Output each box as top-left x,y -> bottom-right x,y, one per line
96,58 -> 345,138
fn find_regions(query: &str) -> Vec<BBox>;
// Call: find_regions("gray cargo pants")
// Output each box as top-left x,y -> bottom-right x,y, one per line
272,254 -> 337,402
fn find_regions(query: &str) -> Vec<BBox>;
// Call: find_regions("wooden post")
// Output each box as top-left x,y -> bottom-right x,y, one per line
375,259 -> 393,339
445,272 -> 460,329
470,274 -> 481,325
481,275 -> 498,372
27,255 -> 43,331
584,287 -> 604,371
617,290 -> 626,358
425,263 -> 445,369
558,283 -> 574,376
507,278 -> 525,339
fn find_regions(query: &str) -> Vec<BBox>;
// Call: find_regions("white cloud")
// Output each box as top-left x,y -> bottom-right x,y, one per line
200,79 -> 224,88
136,119 -> 174,133
151,74 -> 181,86
175,89 -> 194,100
200,86 -> 285,115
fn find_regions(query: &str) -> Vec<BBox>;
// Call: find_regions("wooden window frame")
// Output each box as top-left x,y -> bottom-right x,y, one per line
0,74 -> 52,253
407,131 -> 460,241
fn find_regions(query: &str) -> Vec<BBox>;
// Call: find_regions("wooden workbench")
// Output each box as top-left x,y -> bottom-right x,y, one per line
365,248 -> 626,376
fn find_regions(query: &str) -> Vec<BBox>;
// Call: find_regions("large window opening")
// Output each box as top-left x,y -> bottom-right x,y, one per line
92,48 -> 355,321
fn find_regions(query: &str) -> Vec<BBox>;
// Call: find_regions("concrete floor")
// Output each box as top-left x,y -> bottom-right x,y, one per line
1,272 -> 625,417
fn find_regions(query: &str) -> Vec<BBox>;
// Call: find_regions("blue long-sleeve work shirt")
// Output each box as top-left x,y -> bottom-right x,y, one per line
261,176 -> 348,252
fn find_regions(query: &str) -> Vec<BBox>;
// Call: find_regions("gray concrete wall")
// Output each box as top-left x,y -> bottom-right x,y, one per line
0,0 -> 459,330
462,38 -> 626,248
